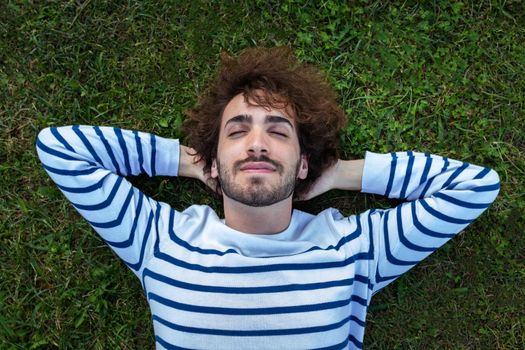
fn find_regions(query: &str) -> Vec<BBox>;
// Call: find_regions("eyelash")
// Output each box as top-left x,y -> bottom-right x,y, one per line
228,130 -> 246,137
228,130 -> 288,138
271,131 -> 288,137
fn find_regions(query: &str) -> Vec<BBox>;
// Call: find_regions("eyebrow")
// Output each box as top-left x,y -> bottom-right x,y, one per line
224,114 -> 294,129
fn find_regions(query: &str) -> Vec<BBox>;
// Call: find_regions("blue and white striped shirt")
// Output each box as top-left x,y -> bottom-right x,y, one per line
36,125 -> 500,349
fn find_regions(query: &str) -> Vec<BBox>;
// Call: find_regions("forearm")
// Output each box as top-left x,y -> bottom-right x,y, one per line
37,126 -> 180,178
332,159 -> 364,192
177,145 -> 206,181
300,158 -> 364,200
361,151 -> 500,200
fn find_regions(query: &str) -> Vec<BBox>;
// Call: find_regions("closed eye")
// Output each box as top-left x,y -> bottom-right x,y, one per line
228,130 -> 247,137
271,131 -> 288,137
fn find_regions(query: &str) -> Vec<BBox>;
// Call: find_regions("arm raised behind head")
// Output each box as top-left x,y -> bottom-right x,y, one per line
298,159 -> 364,201
35,125 -> 205,276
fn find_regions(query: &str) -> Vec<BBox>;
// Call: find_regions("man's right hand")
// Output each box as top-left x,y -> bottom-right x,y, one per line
179,145 -> 220,194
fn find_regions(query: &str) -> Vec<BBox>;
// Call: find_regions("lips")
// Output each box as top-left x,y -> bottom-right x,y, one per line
239,162 -> 276,173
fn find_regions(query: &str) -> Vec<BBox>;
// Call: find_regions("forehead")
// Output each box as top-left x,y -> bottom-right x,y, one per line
221,93 -> 295,126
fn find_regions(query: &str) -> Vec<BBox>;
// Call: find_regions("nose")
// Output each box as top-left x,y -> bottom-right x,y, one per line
246,128 -> 268,157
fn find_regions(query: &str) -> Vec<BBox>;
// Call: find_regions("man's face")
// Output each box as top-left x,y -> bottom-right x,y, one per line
211,92 -> 308,207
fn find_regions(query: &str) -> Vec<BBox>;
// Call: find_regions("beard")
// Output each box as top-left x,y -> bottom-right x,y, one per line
216,155 -> 301,207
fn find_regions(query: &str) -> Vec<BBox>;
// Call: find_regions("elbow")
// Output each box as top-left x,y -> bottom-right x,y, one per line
486,168 -> 501,202
488,168 -> 500,187
36,127 -> 53,159
36,127 -> 53,147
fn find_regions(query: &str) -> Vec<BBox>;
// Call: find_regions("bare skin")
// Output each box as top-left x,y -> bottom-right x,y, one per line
178,93 -> 364,235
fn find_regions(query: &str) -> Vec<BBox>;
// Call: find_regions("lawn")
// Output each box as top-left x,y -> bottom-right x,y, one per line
1,1 -> 524,349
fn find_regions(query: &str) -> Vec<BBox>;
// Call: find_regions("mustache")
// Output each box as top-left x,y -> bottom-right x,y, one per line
234,155 -> 284,173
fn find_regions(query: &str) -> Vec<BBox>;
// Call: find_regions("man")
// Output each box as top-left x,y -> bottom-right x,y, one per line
36,47 -> 500,349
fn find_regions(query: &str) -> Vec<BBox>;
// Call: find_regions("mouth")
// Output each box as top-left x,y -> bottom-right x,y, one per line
239,162 -> 276,173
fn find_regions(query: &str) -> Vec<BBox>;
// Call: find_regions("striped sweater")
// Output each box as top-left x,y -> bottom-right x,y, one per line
36,125 -> 500,349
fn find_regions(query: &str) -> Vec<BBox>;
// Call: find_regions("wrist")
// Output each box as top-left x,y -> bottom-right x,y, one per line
333,159 -> 364,192
178,145 -> 203,180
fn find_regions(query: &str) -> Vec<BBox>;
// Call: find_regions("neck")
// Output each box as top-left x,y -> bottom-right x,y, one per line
222,196 -> 293,235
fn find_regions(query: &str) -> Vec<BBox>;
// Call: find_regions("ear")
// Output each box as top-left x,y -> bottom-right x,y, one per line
297,154 -> 308,180
211,158 -> 218,178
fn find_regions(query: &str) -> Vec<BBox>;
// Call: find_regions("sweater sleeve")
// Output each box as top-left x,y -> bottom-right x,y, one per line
36,125 -> 180,277
360,151 -> 500,293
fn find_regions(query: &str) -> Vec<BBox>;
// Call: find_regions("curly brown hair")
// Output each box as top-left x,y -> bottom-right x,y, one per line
183,46 -> 347,198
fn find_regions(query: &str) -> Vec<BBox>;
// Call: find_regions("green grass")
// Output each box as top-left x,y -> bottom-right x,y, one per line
1,0 -> 524,348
